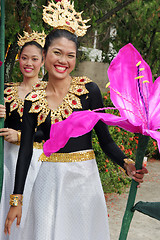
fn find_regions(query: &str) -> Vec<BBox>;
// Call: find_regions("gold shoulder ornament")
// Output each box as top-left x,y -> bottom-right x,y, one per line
4,81 -> 46,119
26,77 -> 92,126
4,83 -> 24,118
43,0 -> 90,37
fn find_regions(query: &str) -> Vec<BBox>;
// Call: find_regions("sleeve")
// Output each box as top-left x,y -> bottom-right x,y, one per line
13,100 -> 38,194
87,82 -> 126,168
4,85 -> 9,128
33,127 -> 45,143
4,102 -> 10,128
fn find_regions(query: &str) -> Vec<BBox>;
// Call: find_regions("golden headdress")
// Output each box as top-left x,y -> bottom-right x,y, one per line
17,30 -> 46,48
43,0 -> 90,37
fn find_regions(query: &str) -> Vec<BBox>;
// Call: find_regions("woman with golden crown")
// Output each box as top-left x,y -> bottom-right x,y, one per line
4,1 -> 147,239
0,30 -> 46,239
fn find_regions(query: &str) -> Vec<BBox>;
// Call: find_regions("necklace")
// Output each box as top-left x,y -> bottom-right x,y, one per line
26,76 -> 92,125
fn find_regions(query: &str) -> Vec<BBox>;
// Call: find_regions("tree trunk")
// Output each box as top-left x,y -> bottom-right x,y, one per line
5,38 -> 19,83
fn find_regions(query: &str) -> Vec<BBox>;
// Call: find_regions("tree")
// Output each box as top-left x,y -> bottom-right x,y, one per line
4,0 -> 160,81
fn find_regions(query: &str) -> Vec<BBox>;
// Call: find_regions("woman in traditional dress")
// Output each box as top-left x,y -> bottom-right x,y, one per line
4,1 -> 147,239
0,31 -> 46,239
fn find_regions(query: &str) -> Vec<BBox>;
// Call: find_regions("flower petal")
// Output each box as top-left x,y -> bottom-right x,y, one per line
43,110 -> 142,155
143,128 -> 160,152
148,76 -> 160,130
108,43 -> 153,127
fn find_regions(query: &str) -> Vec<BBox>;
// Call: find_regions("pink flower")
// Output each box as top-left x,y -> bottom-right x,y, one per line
43,44 -> 160,156
0,61 -> 2,67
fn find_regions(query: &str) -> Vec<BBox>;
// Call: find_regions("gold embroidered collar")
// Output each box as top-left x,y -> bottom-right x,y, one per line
4,82 -> 46,118
26,76 -> 92,126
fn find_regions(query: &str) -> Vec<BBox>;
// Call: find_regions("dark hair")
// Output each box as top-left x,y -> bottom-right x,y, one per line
19,41 -> 43,57
44,29 -> 79,55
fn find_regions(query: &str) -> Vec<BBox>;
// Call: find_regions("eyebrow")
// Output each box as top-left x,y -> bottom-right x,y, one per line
52,47 -> 76,54
21,54 -> 40,57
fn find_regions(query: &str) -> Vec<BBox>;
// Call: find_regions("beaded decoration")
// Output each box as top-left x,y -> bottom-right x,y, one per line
26,77 -> 92,125
4,82 -> 47,120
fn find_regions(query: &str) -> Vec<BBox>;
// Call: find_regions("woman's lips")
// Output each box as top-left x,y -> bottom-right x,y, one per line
55,65 -> 68,73
24,68 -> 33,73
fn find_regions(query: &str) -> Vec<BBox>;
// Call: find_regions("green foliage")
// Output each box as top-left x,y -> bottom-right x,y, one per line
4,0 -> 160,81
109,0 -> 160,74
93,91 -> 159,193
92,131 -> 131,194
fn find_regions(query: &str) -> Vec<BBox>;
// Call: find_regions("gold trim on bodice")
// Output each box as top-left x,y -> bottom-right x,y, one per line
4,81 -> 47,120
26,77 -> 92,126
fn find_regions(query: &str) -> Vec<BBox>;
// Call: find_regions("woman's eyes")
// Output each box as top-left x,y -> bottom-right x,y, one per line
53,51 -> 75,58
54,51 -> 61,55
68,54 -> 75,58
21,57 -> 39,61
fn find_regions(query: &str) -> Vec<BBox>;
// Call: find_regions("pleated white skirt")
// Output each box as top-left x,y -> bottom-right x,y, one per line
0,141 -> 42,240
20,153 -> 110,240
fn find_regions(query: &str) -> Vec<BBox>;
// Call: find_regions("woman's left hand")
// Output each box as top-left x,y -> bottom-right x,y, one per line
124,163 -> 148,187
0,128 -> 19,143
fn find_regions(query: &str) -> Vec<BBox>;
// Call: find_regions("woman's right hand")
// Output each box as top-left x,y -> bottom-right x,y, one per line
4,204 -> 22,235
0,104 -> 6,118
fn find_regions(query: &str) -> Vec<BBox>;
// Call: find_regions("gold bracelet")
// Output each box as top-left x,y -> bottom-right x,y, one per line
17,131 -> 21,143
123,158 -> 135,165
9,194 -> 23,206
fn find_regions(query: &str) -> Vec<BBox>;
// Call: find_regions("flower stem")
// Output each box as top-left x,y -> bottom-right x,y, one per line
119,134 -> 149,240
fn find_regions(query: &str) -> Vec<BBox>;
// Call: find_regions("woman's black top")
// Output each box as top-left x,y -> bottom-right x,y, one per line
13,80 -> 126,194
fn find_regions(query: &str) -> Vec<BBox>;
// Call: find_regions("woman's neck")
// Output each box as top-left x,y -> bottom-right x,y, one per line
47,75 -> 72,95
18,76 -> 40,100
21,76 -> 40,91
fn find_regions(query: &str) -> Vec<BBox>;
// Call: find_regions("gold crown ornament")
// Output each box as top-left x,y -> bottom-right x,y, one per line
17,30 -> 46,48
43,0 -> 90,37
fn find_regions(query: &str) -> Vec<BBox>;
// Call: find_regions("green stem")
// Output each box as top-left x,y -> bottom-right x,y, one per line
119,134 -> 149,240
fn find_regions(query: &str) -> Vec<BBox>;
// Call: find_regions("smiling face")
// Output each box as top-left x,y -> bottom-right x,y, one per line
44,37 -> 76,81
19,45 -> 43,80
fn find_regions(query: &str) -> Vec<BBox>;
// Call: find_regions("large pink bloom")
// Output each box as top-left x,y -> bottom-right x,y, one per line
43,43 -> 160,156
0,61 -> 2,67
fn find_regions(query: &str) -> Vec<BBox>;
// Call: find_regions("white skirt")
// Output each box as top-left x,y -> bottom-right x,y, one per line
20,152 -> 110,240
0,140 -> 43,240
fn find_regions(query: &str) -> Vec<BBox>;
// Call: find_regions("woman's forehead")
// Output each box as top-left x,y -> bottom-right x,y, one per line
49,37 -> 76,51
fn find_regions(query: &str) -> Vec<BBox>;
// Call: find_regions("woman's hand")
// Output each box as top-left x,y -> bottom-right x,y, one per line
0,104 -> 6,118
0,128 -> 19,143
4,201 -> 22,235
124,162 -> 148,187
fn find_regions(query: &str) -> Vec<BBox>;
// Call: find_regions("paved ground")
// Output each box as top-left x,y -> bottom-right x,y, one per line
106,159 -> 160,240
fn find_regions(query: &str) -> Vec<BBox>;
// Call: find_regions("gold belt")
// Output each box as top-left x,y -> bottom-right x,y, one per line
39,150 -> 95,163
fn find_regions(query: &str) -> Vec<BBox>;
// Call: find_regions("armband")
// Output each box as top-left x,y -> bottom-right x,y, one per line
123,158 -> 135,165
9,194 -> 23,206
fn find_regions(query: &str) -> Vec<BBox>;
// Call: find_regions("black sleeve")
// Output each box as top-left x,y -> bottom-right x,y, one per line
4,85 -> 9,128
87,82 -> 126,168
13,100 -> 37,194
4,102 -> 10,128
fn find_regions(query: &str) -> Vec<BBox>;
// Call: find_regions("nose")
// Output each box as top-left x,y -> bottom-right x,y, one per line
59,55 -> 67,64
25,58 -> 32,65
